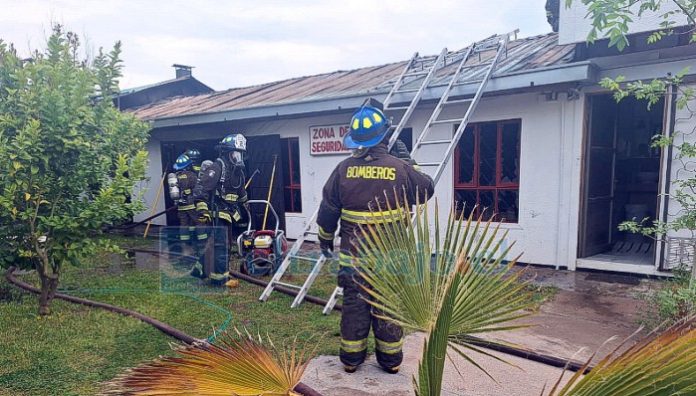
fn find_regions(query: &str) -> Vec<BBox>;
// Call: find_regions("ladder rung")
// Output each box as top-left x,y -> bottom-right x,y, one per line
419,139 -> 452,146
431,118 -> 461,125
403,71 -> 429,77
417,162 -> 442,167
290,255 -> 319,262
394,88 -> 420,94
445,98 -> 473,105
274,281 -> 302,290
385,106 -> 409,111
304,230 -> 318,235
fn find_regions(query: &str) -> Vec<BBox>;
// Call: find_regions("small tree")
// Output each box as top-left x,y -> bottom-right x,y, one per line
0,26 -> 149,315
568,0 -> 696,51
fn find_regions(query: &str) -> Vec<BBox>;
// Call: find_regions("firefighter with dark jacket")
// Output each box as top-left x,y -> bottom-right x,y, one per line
169,153 -> 208,275
317,105 -> 435,374
193,133 -> 249,285
183,147 -> 211,278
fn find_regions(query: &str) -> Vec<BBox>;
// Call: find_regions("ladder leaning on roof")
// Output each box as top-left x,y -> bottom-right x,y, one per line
321,30 -> 518,315
258,48 -> 450,308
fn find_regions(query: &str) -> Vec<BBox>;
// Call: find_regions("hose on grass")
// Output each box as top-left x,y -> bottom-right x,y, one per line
4,266 -> 324,396
55,286 -> 233,344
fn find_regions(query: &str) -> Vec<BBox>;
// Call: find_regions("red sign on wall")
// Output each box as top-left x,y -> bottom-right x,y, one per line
310,124 -> 351,156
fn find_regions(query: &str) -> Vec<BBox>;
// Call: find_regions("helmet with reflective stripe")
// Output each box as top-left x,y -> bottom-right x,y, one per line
217,133 -> 247,152
185,148 -> 201,164
343,105 -> 391,149
173,153 -> 192,171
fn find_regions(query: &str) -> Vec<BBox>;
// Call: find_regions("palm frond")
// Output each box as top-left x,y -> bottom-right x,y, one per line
104,329 -> 314,396
551,317 -> 696,396
355,198 -> 537,395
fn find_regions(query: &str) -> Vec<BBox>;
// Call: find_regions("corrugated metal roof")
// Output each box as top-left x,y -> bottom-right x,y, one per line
131,33 -> 575,121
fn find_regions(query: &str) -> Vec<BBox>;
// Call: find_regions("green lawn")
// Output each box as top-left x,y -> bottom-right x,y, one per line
0,236 -> 556,396
0,238 -> 340,396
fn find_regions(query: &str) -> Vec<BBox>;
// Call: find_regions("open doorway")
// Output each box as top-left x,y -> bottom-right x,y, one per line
160,135 -> 287,230
579,94 -> 664,268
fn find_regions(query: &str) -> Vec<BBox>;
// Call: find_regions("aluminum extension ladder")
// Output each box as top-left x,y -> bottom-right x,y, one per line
259,48 -> 449,308
321,31 -> 518,314
261,30 -> 517,313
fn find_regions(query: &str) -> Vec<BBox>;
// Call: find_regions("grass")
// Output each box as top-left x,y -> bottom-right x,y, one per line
0,235 -> 557,396
0,237 -> 339,396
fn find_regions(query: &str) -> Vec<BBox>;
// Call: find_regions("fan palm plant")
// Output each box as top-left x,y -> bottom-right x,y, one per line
547,317 -> 696,396
354,198 -> 537,396
104,329 -> 316,396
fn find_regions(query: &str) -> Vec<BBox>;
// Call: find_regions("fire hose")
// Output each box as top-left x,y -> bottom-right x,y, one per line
6,247 -> 590,375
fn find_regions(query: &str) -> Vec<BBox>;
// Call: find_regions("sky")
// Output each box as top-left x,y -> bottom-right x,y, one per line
1,0 -> 552,91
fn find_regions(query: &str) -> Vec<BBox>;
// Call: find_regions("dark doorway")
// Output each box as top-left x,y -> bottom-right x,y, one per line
246,135 -> 286,231
579,94 -> 664,265
160,135 -> 286,231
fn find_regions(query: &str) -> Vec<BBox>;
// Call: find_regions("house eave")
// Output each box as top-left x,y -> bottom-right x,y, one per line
149,61 -> 596,129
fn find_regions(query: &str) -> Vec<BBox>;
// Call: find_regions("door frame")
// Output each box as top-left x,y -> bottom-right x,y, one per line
577,90 -> 671,272
578,93 -> 619,258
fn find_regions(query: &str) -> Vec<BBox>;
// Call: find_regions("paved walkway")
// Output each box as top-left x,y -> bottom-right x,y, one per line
302,267 -> 660,395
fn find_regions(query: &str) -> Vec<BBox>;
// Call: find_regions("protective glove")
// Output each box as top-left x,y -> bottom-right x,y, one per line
319,237 -> 334,258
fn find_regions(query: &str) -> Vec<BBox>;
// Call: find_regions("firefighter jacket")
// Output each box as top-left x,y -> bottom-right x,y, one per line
317,143 -> 434,263
175,170 -> 198,212
193,158 -> 248,224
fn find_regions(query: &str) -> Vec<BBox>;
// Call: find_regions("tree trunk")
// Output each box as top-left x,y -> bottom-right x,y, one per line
37,269 -> 59,316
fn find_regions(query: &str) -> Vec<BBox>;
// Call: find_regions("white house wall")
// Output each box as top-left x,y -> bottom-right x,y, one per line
666,83 -> 696,240
559,1 -> 688,45
133,138 -> 165,225
139,91 -> 586,268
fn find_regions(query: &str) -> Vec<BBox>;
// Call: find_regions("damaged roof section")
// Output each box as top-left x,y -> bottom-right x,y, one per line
130,33 -> 575,121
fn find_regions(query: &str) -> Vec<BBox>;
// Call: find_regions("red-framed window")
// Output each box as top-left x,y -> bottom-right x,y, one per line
281,137 -> 302,213
454,120 -> 521,222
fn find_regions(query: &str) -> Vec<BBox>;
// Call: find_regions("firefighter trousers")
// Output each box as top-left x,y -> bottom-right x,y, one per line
176,209 -> 209,274
338,265 -> 403,370
208,208 -> 248,284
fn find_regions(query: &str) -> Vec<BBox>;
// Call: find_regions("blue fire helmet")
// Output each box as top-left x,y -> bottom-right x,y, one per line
173,154 -> 192,171
343,105 -> 391,149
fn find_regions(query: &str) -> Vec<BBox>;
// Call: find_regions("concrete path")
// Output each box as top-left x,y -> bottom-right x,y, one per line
302,268 -> 659,395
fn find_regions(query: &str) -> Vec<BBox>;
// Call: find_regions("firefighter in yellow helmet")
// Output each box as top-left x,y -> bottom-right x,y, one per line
317,103 -> 434,374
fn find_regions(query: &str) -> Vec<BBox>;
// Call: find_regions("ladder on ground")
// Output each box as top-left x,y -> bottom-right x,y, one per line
321,31 -> 517,314
259,47 -> 450,308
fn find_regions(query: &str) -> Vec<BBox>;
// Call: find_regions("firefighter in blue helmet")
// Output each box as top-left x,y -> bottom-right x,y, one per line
169,153 -> 208,276
193,133 -> 249,285
317,104 -> 434,374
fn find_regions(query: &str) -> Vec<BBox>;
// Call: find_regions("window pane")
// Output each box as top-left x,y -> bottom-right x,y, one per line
498,190 -> 519,223
290,138 -> 301,185
281,139 -> 291,187
500,123 -> 520,184
479,190 -> 495,219
283,187 -> 293,213
454,189 -> 477,218
291,188 -> 302,213
479,124 -> 497,186
456,127 -> 475,185
284,188 -> 303,213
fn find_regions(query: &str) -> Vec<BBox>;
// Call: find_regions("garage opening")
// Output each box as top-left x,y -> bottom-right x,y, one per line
578,94 -> 665,268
